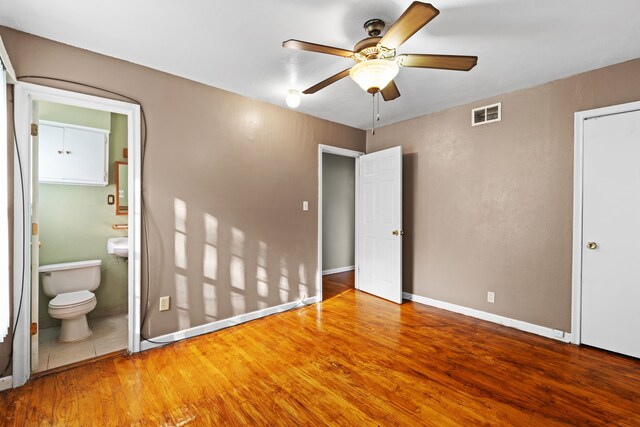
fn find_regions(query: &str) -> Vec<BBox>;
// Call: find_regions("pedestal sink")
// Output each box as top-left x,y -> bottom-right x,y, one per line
107,237 -> 128,258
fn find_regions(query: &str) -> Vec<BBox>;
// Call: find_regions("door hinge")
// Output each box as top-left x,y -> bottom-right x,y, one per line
31,223 -> 38,236
30,123 -> 38,137
30,322 -> 38,336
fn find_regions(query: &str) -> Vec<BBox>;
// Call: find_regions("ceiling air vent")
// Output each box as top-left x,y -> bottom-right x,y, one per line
472,102 -> 501,126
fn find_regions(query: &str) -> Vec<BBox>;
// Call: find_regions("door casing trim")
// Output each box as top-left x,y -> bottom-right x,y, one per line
12,82 -> 142,387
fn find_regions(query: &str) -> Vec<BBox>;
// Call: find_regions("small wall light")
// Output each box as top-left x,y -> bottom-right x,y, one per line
285,89 -> 301,108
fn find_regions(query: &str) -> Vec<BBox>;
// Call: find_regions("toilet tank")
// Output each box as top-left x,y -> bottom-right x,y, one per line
39,260 -> 102,297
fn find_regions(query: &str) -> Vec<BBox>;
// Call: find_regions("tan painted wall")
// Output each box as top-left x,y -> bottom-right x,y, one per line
322,153 -> 355,271
0,27 -> 365,374
367,57 -> 640,332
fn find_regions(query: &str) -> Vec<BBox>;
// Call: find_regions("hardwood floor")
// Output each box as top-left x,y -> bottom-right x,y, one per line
322,270 -> 355,300
2,273 -> 640,425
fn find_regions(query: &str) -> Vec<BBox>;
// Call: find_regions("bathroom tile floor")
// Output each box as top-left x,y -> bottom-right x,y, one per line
35,313 -> 128,372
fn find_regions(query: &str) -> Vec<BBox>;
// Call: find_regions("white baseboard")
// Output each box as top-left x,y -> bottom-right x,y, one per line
0,376 -> 12,392
141,296 -> 319,351
403,292 -> 572,343
322,265 -> 355,275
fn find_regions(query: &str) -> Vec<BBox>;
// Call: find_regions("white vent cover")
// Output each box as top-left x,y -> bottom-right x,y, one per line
472,102 -> 501,126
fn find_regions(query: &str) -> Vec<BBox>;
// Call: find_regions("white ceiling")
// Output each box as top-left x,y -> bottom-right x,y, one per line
1,0 -> 640,130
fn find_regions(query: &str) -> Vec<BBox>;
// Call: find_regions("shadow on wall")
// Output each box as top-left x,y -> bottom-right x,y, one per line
145,197 -> 312,335
403,153 -> 417,294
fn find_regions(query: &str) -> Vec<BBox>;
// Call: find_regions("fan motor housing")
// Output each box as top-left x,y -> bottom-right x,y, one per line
353,36 -> 396,63
354,36 -> 382,55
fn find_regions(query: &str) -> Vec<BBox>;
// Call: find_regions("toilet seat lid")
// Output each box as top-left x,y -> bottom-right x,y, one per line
49,290 -> 96,308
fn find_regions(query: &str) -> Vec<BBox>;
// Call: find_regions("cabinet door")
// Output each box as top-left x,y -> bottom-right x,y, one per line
39,124 -> 66,182
62,127 -> 107,184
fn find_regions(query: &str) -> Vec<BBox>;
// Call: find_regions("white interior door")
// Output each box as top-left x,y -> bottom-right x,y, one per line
358,146 -> 402,303
581,109 -> 640,358
31,102 -> 40,371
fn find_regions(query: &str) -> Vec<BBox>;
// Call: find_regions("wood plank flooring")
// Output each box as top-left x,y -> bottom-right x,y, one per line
1,272 -> 640,425
322,270 -> 355,300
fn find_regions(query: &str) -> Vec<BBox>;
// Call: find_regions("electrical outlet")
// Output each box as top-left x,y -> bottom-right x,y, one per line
159,296 -> 171,312
487,291 -> 495,304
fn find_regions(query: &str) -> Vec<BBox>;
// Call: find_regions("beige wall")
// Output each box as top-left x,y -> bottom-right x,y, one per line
0,27 -> 365,374
322,153 -> 355,271
368,57 -> 640,332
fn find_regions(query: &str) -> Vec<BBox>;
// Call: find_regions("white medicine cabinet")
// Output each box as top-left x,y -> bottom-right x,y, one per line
39,120 -> 110,186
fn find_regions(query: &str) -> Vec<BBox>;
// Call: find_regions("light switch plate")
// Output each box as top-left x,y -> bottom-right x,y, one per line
303,201 -> 309,211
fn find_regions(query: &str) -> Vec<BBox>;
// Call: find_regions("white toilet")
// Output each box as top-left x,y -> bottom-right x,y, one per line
39,260 -> 102,342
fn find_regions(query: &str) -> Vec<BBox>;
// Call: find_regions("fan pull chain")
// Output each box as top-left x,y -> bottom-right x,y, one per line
372,93 -> 376,135
377,92 -> 380,122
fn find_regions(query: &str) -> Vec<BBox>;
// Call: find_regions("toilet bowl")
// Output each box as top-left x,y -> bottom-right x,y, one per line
39,260 -> 101,342
48,290 -> 97,342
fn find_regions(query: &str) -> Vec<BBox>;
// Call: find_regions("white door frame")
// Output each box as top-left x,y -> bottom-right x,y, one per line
317,144 -> 364,300
12,82 -> 142,387
571,100 -> 640,345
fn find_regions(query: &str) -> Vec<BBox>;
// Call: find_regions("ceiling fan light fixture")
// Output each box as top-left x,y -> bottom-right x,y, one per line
349,59 -> 399,94
285,89 -> 301,108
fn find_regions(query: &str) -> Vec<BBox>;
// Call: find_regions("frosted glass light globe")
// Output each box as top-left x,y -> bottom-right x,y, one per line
286,89 -> 301,108
349,59 -> 399,94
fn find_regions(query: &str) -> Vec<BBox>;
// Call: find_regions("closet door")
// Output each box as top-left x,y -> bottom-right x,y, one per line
581,109 -> 640,358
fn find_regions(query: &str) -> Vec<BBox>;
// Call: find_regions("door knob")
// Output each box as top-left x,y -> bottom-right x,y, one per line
586,242 -> 597,250
392,230 -> 404,236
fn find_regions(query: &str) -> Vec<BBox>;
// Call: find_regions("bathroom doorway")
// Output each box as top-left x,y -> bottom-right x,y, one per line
12,83 -> 142,387
32,100 -> 130,373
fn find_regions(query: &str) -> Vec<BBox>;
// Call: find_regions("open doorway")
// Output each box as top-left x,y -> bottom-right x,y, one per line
317,145 -> 363,301
32,100 -> 129,373
12,83 -> 141,387
318,144 -> 404,305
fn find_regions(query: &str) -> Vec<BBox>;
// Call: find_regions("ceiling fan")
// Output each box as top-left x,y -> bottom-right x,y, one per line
282,1 -> 478,102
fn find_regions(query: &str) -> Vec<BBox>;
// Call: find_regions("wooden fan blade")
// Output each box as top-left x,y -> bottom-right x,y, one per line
396,54 -> 478,71
381,80 -> 401,101
282,39 -> 354,58
303,68 -> 352,94
378,2 -> 439,50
